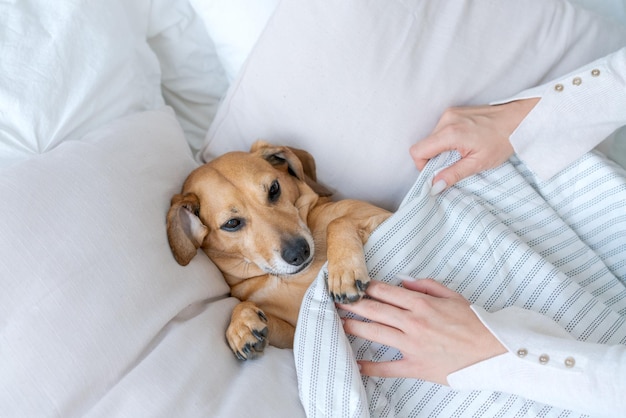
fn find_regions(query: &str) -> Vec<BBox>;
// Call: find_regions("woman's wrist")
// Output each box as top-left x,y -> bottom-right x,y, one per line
497,97 -> 540,137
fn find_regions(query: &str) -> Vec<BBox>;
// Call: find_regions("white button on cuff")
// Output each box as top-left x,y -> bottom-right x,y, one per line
564,357 -> 576,368
591,68 -> 600,77
539,354 -> 550,365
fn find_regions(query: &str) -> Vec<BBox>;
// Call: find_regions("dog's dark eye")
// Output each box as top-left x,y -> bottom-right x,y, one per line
221,218 -> 244,232
268,180 -> 281,203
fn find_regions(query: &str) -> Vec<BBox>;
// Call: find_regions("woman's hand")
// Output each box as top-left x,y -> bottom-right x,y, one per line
410,98 -> 539,193
339,279 -> 506,385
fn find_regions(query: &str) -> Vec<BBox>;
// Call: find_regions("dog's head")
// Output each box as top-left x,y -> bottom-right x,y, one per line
166,141 -> 332,283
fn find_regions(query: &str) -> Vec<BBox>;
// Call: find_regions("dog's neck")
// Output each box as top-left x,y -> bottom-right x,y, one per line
226,266 -> 322,327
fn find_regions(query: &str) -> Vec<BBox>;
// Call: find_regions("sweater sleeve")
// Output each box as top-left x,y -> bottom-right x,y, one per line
447,306 -> 626,418
491,47 -> 626,180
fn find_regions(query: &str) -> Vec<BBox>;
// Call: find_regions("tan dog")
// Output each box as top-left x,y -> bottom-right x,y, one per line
166,141 -> 390,359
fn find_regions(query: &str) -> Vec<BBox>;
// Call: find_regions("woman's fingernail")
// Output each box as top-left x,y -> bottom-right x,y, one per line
430,179 -> 447,196
396,273 -> 417,282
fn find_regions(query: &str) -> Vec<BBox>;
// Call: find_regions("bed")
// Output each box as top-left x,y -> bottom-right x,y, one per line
1,0 -> 625,417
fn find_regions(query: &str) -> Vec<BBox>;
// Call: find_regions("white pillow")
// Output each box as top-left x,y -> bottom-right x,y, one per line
0,0 -> 227,166
0,106 -> 305,417
148,0 -> 230,152
0,108 -> 227,414
188,0 -> 280,81
201,0 -> 626,210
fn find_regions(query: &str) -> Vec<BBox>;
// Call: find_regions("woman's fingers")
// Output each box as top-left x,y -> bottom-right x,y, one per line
432,157 -> 486,192
409,101 -> 540,192
360,279 -> 427,310
409,132 -> 451,171
339,280 -> 446,349
340,279 -> 506,384
338,285 -> 411,327
358,359 -> 448,385
399,277 -> 466,301
342,316 -> 404,349
338,279 -> 461,329
357,359 -> 413,379
360,278 -> 464,309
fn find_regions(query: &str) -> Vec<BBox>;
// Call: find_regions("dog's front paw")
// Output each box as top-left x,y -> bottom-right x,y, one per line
226,301 -> 269,360
326,260 -> 370,304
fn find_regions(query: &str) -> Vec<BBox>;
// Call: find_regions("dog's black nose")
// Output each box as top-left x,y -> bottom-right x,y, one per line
281,237 -> 311,266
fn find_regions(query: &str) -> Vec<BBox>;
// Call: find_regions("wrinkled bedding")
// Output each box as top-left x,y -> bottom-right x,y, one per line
296,151 -> 626,417
2,0 -> 626,416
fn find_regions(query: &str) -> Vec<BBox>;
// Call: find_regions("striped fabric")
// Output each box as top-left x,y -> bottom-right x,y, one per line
294,150 -> 626,417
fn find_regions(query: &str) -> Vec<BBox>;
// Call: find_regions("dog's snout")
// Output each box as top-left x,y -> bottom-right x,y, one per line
281,237 -> 311,266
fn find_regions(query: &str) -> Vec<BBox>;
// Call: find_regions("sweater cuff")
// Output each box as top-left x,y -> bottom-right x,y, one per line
489,48 -> 626,180
446,306 -> 626,417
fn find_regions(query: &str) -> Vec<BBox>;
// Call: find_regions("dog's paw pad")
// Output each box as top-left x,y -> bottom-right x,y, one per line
227,303 -> 270,360
256,310 -> 268,322
330,291 -> 362,304
234,328 -> 268,360
252,327 -> 268,340
231,324 -> 269,360
355,279 -> 369,292
327,268 -> 370,304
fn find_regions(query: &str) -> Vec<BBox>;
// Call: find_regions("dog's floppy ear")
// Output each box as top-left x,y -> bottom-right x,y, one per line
166,193 -> 209,266
251,140 -> 333,197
